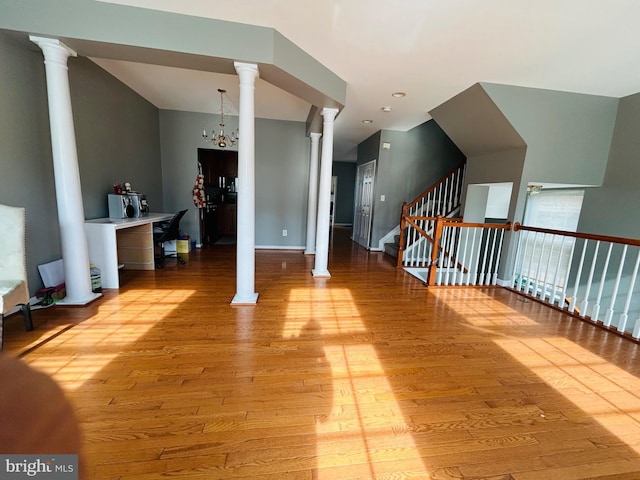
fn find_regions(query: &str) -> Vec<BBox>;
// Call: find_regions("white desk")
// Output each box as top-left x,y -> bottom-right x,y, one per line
85,213 -> 174,289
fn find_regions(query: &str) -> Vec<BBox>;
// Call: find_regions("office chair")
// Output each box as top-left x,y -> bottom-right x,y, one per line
0,204 -> 33,351
153,209 -> 188,268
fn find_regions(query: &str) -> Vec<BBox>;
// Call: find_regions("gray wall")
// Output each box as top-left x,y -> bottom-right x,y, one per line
432,83 -> 620,280
255,118 -> 310,247
357,121 -> 465,248
159,111 -> 310,248
483,83 -> 618,188
72,58 -> 163,219
0,32 -> 59,294
579,92 -> 640,238
0,32 -> 162,293
0,0 -> 346,110
332,162 -> 356,225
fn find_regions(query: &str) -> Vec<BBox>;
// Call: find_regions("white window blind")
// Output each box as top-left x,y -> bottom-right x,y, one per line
524,189 -> 585,231
520,189 -> 585,294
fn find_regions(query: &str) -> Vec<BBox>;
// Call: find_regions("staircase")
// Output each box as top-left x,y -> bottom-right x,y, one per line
384,162 -> 466,267
383,234 -> 402,258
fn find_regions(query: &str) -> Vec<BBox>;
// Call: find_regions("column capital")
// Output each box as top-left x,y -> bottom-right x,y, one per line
234,62 -> 260,82
30,36 -> 77,65
310,132 -> 322,142
321,107 -> 339,121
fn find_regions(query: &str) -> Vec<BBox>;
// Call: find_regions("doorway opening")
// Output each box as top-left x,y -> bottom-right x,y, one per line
197,148 -> 238,246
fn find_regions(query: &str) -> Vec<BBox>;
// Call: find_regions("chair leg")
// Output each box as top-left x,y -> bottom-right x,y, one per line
21,304 -> 33,332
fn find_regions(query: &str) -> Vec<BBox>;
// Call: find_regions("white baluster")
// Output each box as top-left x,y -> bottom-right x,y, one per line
533,233 -> 548,298
550,237 -> 568,306
560,238 -> 577,307
486,228 -> 498,285
478,228 -> 490,286
541,234 -> 556,301
469,228 -> 479,286
443,226 -> 452,285
604,244 -> 627,327
581,240 -> 599,317
493,229 -> 506,285
452,225 -> 463,285
525,232 -> 539,295
511,229 -> 525,290
618,248 -> 640,333
569,239 -> 588,313
462,227 -> 471,285
592,243 -> 613,322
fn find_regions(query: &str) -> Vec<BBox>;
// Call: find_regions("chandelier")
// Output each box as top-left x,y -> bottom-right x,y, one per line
202,88 -> 238,148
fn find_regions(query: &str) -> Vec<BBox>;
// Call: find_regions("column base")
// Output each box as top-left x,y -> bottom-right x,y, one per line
57,292 -> 102,306
231,292 -> 259,305
312,269 -> 331,278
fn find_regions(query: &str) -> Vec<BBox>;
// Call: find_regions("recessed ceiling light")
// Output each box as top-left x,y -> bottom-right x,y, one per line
381,106 -> 392,112
362,119 -> 373,124
391,92 -> 406,98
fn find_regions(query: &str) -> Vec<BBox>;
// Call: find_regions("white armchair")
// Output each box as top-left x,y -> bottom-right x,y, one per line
0,204 -> 34,350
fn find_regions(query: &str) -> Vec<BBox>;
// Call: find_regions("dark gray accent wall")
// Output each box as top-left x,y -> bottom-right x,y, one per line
159,111 -> 310,247
357,121 -> 465,248
0,31 -> 59,294
71,58 -> 162,219
332,162 -> 356,225
0,32 -> 162,293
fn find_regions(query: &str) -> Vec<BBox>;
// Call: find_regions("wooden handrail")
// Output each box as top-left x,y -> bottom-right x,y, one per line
513,222 -> 640,247
406,161 -> 466,210
448,221 -> 512,230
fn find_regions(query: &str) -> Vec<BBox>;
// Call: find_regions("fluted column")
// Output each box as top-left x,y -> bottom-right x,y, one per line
312,108 -> 339,277
30,36 -> 98,305
232,62 -> 260,305
304,132 -> 322,255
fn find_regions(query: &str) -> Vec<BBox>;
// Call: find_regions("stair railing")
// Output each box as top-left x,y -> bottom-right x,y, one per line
397,162 -> 466,267
510,223 -> 640,340
426,217 -> 511,287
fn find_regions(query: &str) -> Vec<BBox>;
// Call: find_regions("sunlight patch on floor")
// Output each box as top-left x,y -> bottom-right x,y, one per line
285,288 -> 430,478
283,288 -> 363,337
25,289 -> 195,391
494,336 -> 640,445
436,288 -> 640,455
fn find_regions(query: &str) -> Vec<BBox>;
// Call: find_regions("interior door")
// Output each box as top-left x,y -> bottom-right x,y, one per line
353,160 -> 376,248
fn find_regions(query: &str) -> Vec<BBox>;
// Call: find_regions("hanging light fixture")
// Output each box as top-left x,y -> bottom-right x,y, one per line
201,88 -> 238,148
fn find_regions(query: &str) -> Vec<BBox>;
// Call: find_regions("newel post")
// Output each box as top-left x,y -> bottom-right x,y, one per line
396,202 -> 409,268
427,215 -> 444,286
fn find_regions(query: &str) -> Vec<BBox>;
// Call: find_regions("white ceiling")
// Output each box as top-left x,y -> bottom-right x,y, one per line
94,0 -> 640,161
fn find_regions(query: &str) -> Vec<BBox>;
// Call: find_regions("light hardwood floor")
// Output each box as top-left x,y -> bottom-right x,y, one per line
4,226 -> 640,479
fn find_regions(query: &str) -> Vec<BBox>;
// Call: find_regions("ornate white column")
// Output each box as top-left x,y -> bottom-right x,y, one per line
304,132 -> 322,255
232,62 -> 260,305
30,36 -> 98,305
312,108 -> 339,277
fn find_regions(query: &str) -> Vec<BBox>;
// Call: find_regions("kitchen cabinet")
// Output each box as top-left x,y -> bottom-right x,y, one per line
220,155 -> 238,178
218,203 -> 237,235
